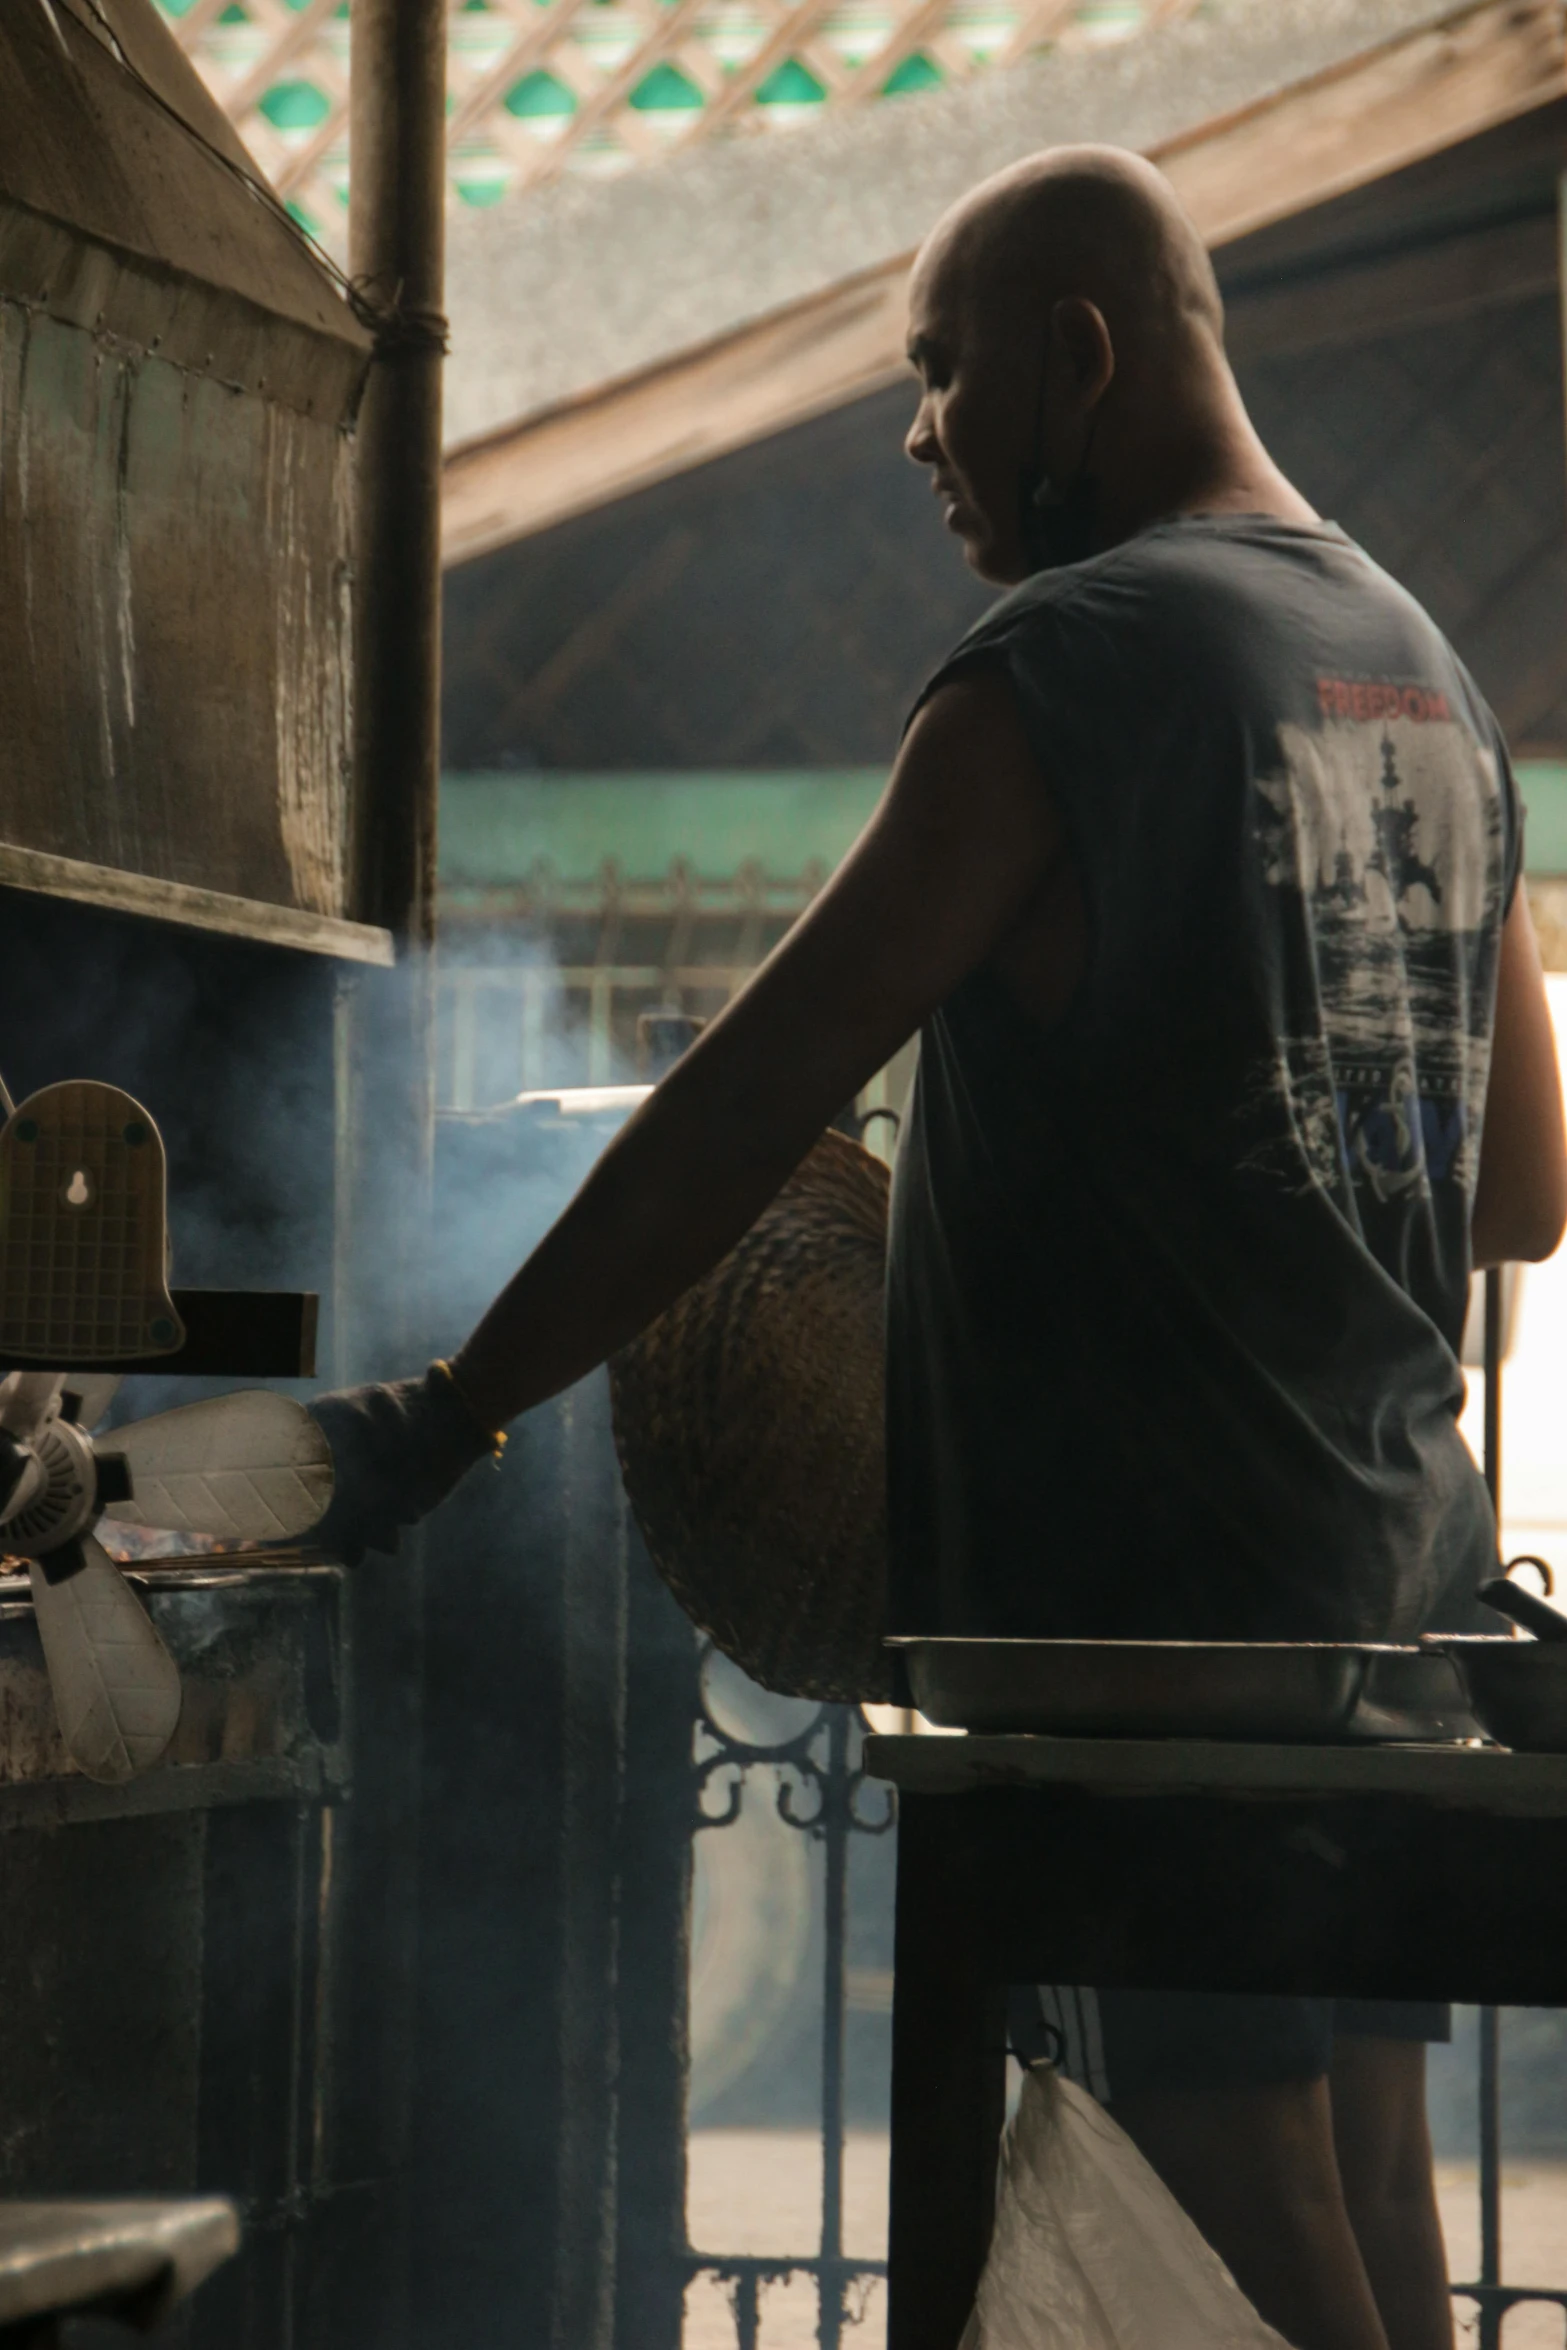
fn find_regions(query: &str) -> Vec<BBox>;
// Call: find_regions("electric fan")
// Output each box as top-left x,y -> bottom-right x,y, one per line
0,1080 -> 333,1784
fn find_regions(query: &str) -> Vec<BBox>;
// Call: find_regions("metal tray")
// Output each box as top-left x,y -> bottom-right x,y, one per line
889,1638 -> 1476,1744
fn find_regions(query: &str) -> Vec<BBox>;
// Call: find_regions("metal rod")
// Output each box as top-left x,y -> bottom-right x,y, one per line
1483,1266 -> 1502,1515
1478,2003 -> 1503,2349
1477,1262 -> 1504,2348
348,0 -> 447,951
818,1708 -> 850,2350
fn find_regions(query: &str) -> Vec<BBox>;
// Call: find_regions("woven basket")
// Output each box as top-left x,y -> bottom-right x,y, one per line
609,1128 -> 891,1702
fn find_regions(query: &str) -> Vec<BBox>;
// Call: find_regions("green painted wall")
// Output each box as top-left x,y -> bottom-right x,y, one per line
439,762 -> 1567,895
1520,763 -> 1567,875
440,772 -> 885,889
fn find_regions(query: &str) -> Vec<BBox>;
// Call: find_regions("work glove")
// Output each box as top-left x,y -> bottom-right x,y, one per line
306,1361 -> 501,1565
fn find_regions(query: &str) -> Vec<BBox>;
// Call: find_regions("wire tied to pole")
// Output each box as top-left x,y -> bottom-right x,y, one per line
346,278 -> 451,359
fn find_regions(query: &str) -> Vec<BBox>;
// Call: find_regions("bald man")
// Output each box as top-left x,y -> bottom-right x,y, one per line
316,149 -> 1567,2349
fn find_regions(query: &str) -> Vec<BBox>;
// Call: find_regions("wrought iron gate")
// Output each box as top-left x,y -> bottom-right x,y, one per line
1460,1270 -> 1567,2346
686,1659 -> 894,2348
680,1738 -> 1567,2348
1458,2007 -> 1567,2344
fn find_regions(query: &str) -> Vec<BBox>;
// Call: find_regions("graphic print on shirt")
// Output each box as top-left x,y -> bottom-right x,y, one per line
1246,686 -> 1506,1209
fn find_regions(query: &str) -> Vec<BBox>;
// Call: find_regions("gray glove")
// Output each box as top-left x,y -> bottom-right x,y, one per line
307,1362 -> 499,1565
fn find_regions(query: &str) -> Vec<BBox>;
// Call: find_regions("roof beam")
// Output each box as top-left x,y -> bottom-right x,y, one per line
1225,210 -> 1560,366
441,0 -> 1567,564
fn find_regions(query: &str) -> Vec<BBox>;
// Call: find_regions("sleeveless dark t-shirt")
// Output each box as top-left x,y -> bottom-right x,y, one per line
886,516 -> 1518,1644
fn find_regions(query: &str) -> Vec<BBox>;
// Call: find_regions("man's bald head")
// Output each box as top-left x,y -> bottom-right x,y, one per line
905,146 -> 1271,583
914,145 -> 1223,356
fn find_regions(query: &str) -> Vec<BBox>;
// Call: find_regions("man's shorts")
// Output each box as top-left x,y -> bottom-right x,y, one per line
1008,1985 -> 1452,2102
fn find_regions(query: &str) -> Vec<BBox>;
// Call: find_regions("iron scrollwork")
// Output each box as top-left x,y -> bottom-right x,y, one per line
690,1644 -> 895,2348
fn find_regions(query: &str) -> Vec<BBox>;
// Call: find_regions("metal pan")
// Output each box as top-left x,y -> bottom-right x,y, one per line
887,1638 -> 1473,1744
1353,1645 -> 1479,1743
1427,1635 -> 1567,1752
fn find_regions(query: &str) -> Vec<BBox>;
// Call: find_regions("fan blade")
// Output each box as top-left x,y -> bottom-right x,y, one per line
65,1374 -> 121,1432
103,1391 -> 333,1542
30,1536 -> 182,1784
0,1373 -> 65,1446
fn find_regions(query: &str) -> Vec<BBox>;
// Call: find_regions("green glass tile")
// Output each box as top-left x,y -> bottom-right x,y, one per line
628,60 -> 704,109
754,56 -> 826,102
286,198 -> 320,235
456,176 -> 513,204
881,48 -> 943,91
258,79 -> 332,130
217,3 -> 248,20
505,68 -> 578,116
153,0 -> 199,16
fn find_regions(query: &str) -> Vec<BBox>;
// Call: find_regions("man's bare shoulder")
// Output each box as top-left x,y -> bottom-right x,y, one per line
893,663 -> 1061,867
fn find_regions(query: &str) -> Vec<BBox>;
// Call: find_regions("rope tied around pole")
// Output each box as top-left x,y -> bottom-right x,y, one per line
347,278 -> 451,360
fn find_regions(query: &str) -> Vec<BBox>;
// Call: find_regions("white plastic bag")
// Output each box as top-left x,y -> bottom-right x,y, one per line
960,2067 -> 1298,2350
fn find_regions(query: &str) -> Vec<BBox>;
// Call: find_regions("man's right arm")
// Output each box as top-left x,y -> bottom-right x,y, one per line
450,668 -> 1063,1430
1471,887 -> 1567,1268
308,669 -> 1065,1558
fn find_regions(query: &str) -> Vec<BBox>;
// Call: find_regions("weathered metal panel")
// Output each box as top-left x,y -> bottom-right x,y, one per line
0,1812 -> 206,2196
0,305 -> 356,915
0,2 -> 369,401
0,0 -> 371,924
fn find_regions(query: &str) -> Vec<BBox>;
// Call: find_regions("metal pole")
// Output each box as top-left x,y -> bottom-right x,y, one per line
325,18 -> 448,2346
349,0 -> 447,953
819,1708 -> 850,2350
1478,1263 -> 1505,2350
336,0 -> 447,1383
1483,1268 -> 1502,1526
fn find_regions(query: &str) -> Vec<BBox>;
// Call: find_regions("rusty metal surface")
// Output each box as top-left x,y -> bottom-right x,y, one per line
0,1 -> 370,925
0,3 -> 368,401
0,1559 -> 347,1796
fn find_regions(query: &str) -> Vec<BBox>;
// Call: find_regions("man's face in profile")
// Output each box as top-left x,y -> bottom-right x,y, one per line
904,249 -> 1038,587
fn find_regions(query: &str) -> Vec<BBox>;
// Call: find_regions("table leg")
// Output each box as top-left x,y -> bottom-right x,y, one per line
888,1795 -> 1008,2350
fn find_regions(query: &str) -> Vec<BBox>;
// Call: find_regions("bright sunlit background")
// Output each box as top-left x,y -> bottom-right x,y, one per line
1460,973 -> 1567,1575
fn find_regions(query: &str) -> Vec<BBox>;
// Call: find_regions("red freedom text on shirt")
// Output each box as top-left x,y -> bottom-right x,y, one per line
1317,677 -> 1451,725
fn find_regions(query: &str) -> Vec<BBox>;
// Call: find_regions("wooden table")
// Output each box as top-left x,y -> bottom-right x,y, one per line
864,1733 -> 1567,2350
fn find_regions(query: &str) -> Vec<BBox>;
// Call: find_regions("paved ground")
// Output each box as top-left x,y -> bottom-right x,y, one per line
684,2132 -> 1567,2348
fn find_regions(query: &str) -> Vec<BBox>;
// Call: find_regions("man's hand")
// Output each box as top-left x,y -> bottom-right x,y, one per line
307,1364 -> 498,1565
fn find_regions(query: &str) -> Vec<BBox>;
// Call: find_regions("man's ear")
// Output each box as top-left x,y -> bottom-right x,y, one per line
1048,297 -> 1115,410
